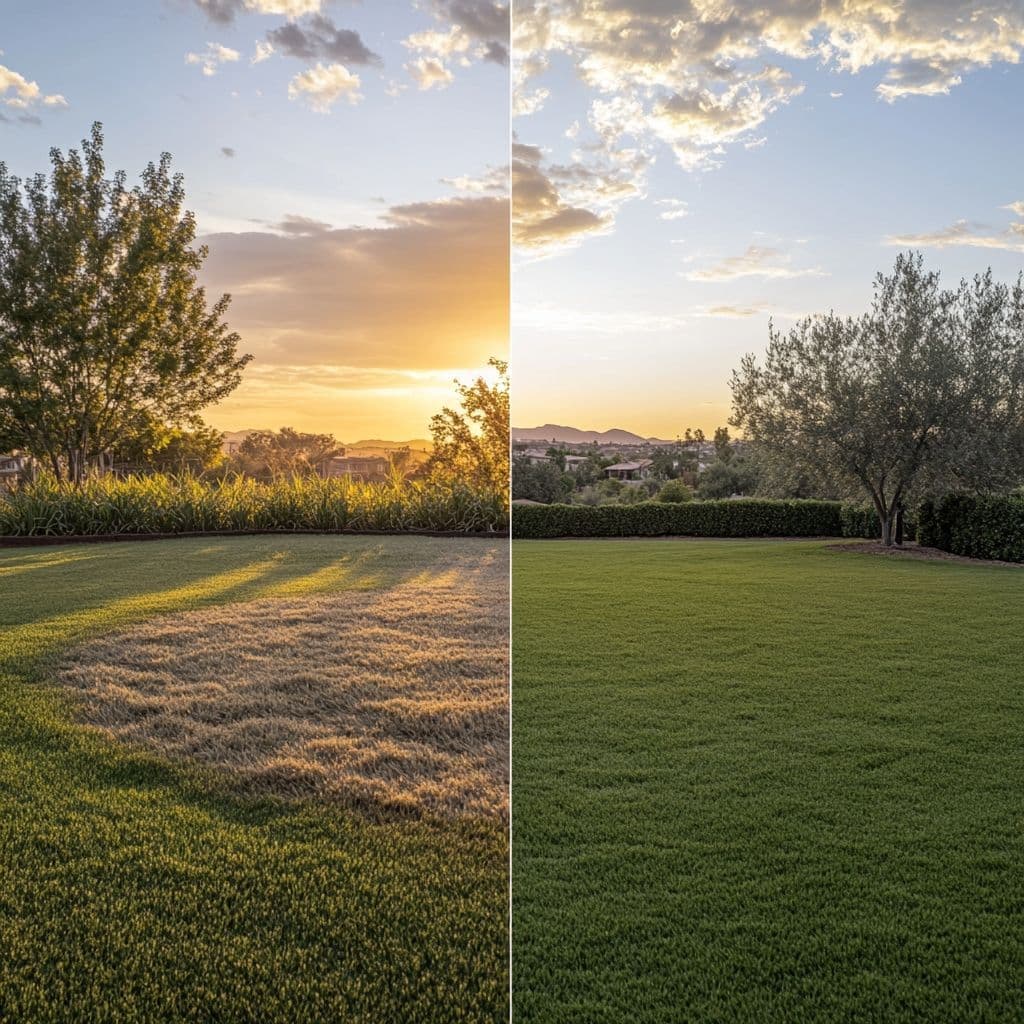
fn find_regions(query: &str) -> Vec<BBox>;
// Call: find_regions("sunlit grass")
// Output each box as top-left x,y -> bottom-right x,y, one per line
0,535 -> 508,1023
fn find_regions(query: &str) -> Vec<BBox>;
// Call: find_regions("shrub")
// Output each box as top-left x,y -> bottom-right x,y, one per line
0,473 -> 507,537
840,504 -> 878,539
513,498 -> 847,539
916,493 -> 1024,562
656,480 -> 694,503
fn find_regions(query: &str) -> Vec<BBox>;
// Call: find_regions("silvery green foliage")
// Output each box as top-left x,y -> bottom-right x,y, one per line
730,252 -> 1024,544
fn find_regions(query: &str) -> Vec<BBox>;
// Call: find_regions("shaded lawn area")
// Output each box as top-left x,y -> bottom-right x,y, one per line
512,539 -> 1024,1023
0,536 -> 508,1023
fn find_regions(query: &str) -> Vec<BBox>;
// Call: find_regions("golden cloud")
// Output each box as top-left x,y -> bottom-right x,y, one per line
199,195 -> 509,372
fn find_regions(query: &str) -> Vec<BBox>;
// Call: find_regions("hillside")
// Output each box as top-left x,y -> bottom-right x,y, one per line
512,424 -> 674,445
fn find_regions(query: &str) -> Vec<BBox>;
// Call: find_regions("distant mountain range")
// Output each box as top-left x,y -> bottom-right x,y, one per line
221,430 -> 432,452
512,424 -> 674,445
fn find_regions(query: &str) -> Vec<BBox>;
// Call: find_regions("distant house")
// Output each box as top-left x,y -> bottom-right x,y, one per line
0,454 -> 28,485
320,454 -> 391,482
563,455 -> 588,472
604,459 -> 654,482
522,448 -> 553,465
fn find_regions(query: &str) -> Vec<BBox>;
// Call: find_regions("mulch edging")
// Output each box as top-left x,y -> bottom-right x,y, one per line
0,528 -> 508,548
824,539 -> 1023,568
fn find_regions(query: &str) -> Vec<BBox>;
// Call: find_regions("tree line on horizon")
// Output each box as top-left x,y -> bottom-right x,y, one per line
515,252 -> 1024,546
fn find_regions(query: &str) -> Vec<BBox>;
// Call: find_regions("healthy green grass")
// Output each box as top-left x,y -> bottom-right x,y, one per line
0,536 -> 507,1023
512,539 -> 1024,1023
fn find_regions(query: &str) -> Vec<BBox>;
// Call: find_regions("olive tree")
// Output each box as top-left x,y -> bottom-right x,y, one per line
730,252 -> 1024,545
0,123 -> 250,483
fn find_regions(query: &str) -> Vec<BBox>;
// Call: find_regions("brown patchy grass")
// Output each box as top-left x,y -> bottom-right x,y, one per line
58,547 -> 508,821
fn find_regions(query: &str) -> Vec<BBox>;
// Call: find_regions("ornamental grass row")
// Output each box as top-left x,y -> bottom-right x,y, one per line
0,473 -> 508,537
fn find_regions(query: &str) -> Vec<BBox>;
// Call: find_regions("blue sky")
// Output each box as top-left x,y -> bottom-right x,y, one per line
512,2 -> 1024,437
2,0 -> 509,440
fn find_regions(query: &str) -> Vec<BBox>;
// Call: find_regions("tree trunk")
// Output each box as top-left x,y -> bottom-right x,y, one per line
69,447 -> 87,486
880,513 -> 894,547
894,505 -> 904,546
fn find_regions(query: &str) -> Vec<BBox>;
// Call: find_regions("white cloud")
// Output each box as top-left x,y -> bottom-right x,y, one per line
245,0 -> 322,14
512,139 -> 649,254
0,63 -> 66,111
655,199 -> 689,221
442,166 -> 508,193
511,1 -> 1024,250
287,62 -> 362,111
252,40 -> 274,64
186,42 -> 241,77
404,57 -> 454,91
401,0 -> 509,89
885,219 -> 1024,253
514,303 -> 690,334
685,246 -> 827,282
405,26 -> 471,59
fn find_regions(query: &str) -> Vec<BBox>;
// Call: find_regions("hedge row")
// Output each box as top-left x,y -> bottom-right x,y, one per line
918,493 -> 1024,562
512,499 -> 861,539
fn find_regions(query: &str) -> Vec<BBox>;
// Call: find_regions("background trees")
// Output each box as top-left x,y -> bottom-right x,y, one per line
112,416 -> 225,475
0,123 -> 250,484
511,457 -> 572,503
237,428 -> 342,478
428,358 -> 509,496
731,253 -> 1024,544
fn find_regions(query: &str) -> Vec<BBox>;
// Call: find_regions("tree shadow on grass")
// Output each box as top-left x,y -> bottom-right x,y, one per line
0,535 -> 508,832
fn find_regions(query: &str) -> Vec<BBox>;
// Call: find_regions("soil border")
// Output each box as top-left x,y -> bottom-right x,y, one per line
823,539 -> 1023,568
0,527 -> 508,548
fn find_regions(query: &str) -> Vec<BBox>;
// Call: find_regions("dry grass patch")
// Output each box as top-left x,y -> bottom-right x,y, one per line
58,549 -> 508,820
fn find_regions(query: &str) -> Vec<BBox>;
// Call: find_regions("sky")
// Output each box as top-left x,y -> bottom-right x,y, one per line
511,1 -> 1024,439
1,0 -> 509,442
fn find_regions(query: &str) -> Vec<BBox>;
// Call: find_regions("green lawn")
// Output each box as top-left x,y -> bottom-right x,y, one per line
512,539 -> 1024,1023
0,536 -> 508,1023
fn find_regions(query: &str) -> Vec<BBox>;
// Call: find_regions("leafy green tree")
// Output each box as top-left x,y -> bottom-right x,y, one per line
512,456 -> 571,503
238,427 -> 342,478
113,415 -> 225,474
713,426 -> 734,464
428,357 -> 509,496
0,123 -> 250,484
696,458 -> 758,499
650,444 -> 695,480
731,253 -> 1024,545
656,479 -> 694,503
573,453 -> 611,487
545,446 -> 567,470
389,446 -> 414,476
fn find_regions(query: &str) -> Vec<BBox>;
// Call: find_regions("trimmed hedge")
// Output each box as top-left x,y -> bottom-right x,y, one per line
839,504 -> 879,540
513,499 -> 850,539
918,493 -> 1024,562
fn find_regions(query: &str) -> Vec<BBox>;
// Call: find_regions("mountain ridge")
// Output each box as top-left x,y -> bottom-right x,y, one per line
512,423 -> 675,445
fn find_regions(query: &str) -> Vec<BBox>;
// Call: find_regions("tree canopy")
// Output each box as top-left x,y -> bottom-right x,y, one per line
730,252 -> 1024,544
0,123 -> 250,483
428,357 -> 509,496
237,428 -> 342,478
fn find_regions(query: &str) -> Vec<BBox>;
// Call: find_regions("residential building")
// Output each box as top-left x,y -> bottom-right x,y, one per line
604,459 -> 654,482
320,454 -> 391,482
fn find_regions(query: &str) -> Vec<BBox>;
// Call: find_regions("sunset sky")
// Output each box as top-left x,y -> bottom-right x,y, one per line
2,0 -> 509,442
512,1 -> 1024,438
